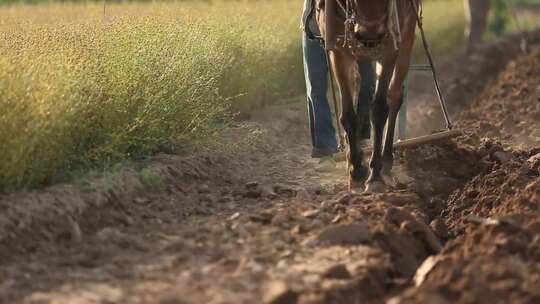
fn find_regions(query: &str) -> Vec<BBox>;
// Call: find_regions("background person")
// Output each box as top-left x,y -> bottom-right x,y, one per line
464,0 -> 511,52
464,0 -> 491,50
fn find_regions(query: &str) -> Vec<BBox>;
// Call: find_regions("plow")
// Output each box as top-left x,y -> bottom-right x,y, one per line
393,62 -> 462,150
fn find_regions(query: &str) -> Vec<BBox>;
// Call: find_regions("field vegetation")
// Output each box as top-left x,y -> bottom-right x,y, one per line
0,0 -> 535,191
0,1 -> 304,191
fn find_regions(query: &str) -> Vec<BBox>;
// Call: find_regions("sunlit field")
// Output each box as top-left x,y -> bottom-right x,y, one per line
0,0 -> 534,191
0,1 -> 306,190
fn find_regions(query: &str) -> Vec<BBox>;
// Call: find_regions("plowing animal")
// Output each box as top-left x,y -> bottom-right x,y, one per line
316,0 -> 421,192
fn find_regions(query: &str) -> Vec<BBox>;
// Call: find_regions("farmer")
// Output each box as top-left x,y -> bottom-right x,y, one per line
301,0 -> 375,172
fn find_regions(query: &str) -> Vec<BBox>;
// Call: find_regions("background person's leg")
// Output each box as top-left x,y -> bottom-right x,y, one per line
464,0 -> 491,50
302,34 -> 338,158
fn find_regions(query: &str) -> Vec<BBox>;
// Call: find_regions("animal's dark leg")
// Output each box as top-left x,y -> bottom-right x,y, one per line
356,60 -> 376,141
367,87 -> 389,187
341,106 -> 366,184
330,51 -> 368,190
348,116 -> 369,184
353,108 -> 370,179
382,20 -> 416,180
381,92 -> 403,177
366,58 -> 396,193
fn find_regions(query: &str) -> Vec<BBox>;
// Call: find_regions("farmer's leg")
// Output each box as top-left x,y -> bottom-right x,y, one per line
357,60 -> 375,140
464,0 -> 491,50
302,33 -> 338,158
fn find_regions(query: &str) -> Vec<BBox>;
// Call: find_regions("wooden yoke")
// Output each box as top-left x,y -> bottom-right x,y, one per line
324,0 -> 338,50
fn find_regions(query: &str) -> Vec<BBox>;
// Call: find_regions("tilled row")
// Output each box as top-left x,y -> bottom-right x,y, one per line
389,46 -> 540,304
393,148 -> 540,304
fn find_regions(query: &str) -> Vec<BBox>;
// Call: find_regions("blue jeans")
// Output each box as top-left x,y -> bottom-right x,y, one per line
302,34 -> 375,158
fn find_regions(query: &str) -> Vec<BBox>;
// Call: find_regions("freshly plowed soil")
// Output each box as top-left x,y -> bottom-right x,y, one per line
391,47 -> 540,304
459,48 -> 540,147
0,34 -> 539,304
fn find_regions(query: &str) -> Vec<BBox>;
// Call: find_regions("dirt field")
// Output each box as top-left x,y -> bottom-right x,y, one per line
0,33 -> 539,304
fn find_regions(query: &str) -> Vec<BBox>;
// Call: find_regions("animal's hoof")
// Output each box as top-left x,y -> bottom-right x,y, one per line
348,179 -> 364,192
381,172 -> 396,188
364,181 -> 385,193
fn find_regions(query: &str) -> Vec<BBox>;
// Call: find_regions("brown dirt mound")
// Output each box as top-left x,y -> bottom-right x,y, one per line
391,47 -> 540,304
443,144 -> 540,234
390,214 -> 540,304
0,154 -> 240,262
459,48 -> 540,147
407,30 -> 540,137
438,44 -> 540,234
399,141 -> 482,199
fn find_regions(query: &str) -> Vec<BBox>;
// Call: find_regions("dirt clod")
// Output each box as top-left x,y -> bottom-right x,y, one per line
301,209 -> 319,219
321,264 -> 352,279
429,219 -> 449,239
264,281 -> 298,304
315,223 -> 370,246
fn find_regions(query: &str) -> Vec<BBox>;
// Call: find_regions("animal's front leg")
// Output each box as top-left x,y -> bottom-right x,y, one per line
382,19 -> 416,181
330,51 -> 368,190
366,57 -> 396,193
356,60 -> 376,142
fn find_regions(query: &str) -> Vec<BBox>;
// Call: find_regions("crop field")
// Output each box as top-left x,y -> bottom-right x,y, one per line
0,0 -> 306,190
0,0 -> 536,191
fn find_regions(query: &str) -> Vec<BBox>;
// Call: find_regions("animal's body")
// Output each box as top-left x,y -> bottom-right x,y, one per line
316,0 -> 420,192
